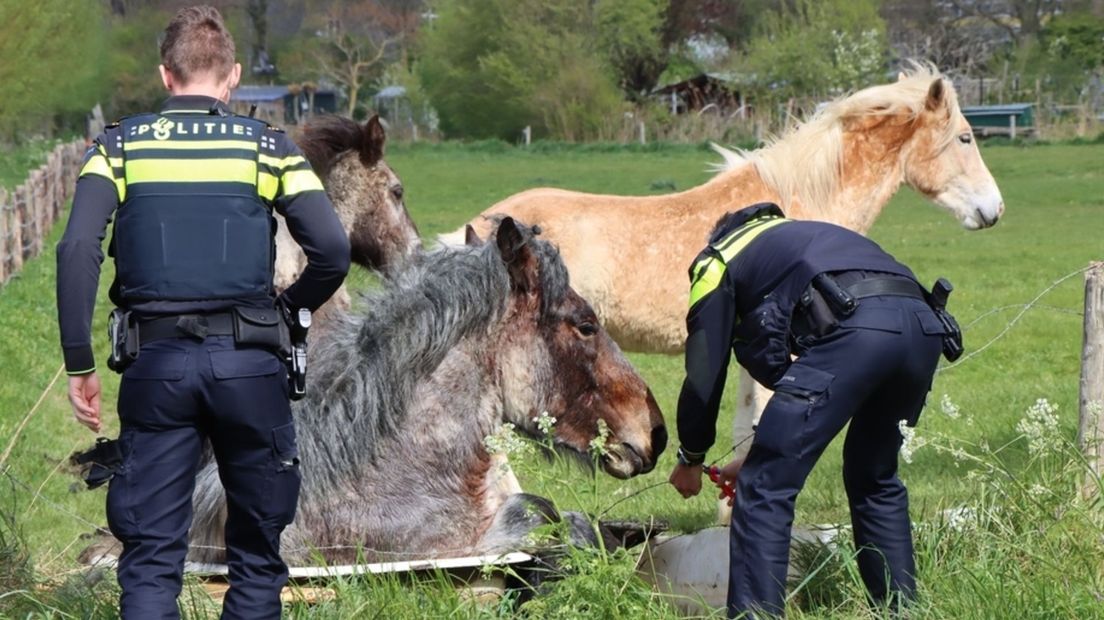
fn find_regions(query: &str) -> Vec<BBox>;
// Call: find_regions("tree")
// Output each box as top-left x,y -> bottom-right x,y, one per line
420,0 -> 649,140
288,0 -> 420,117
882,0 -> 1005,74
0,0 -> 108,138
663,0 -> 763,50
103,4 -> 175,118
739,0 -> 888,106
945,0 -> 1070,49
595,0 -> 669,99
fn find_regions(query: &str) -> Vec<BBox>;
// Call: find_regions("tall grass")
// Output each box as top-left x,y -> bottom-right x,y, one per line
0,481 -> 35,614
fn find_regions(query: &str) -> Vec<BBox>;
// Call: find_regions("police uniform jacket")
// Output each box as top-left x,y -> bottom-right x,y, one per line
676,203 -> 918,456
57,95 -> 351,375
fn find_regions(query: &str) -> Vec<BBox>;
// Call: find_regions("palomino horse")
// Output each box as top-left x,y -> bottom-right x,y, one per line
173,217 -> 666,565
445,67 -> 1004,473
275,115 -> 422,321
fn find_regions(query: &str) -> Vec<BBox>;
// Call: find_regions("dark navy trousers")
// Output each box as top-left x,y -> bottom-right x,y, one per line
727,296 -> 943,618
107,335 -> 300,620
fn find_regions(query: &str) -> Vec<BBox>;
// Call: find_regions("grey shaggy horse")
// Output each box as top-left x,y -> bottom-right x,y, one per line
182,217 -> 666,565
274,115 -> 421,325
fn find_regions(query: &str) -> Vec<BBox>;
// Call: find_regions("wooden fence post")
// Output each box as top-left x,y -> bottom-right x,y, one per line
1079,261 -> 1104,498
37,168 -> 47,256
0,188 -> 7,283
31,168 -> 44,257
11,184 -> 25,273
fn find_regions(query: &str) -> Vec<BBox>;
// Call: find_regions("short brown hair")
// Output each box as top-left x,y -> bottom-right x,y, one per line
160,5 -> 236,84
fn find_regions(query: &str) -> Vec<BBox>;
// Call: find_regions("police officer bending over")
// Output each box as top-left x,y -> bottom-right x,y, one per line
668,203 -> 960,618
56,6 -> 350,619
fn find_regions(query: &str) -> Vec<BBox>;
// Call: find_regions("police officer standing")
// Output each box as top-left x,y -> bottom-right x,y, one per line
668,203 -> 958,617
56,6 -> 350,619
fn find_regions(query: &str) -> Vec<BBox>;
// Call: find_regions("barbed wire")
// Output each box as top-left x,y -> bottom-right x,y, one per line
5,264 -> 1097,571
963,303 -> 1081,330
938,264 -> 1091,373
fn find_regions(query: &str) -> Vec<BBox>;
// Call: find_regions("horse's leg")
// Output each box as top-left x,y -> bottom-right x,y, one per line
477,493 -> 615,600
717,368 -> 769,524
273,213 -> 307,292
490,453 -> 523,495
187,460 -> 229,564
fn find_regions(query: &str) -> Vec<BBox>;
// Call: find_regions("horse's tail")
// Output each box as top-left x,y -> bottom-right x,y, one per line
187,459 -> 228,564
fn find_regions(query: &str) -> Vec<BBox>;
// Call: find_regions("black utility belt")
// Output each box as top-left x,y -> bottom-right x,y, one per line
793,273 -> 963,361
108,307 -> 289,373
845,276 -> 926,301
138,313 -> 236,342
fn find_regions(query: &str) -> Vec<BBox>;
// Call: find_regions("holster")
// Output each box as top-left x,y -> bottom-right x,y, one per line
279,302 -> 311,402
71,437 -> 123,490
796,285 -> 838,338
792,273 -> 854,349
107,309 -> 139,373
926,278 -> 964,362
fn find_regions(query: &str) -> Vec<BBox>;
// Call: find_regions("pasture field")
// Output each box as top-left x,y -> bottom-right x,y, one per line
1,140 -> 1102,618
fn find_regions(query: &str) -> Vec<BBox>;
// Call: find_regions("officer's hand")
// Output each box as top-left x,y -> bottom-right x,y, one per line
717,458 -> 745,506
669,463 -> 703,499
68,373 -> 102,433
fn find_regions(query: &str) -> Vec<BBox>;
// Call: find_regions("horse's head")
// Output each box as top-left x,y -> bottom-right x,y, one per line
900,76 -> 1004,230
298,115 -> 422,276
487,218 -> 667,479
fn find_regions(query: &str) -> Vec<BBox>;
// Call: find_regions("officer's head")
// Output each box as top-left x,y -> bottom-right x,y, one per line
158,5 -> 241,102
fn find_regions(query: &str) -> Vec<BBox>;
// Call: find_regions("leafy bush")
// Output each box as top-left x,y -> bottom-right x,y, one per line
0,0 -> 108,140
419,0 -> 665,141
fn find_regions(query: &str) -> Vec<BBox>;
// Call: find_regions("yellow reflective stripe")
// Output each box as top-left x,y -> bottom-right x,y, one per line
689,257 -> 726,307
259,153 -> 307,169
125,158 -> 257,185
282,169 -> 324,195
124,140 -> 258,152
108,157 -> 123,168
114,178 -> 127,202
79,153 -> 113,180
687,218 -> 792,308
689,255 -> 713,283
258,171 -> 279,201
715,218 -> 790,263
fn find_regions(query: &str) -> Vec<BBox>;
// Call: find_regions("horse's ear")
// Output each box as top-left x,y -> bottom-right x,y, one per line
897,71 -> 907,82
496,217 -> 539,295
925,79 -> 945,111
361,115 -> 386,165
464,224 -> 482,246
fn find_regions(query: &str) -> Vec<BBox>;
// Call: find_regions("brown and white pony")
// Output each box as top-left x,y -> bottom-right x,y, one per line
445,67 -> 1004,475
275,115 -> 422,323
447,67 -> 1003,354
81,218 -> 666,567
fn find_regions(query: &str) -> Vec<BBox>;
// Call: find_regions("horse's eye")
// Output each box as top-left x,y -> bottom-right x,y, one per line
958,132 -> 973,145
391,185 -> 404,200
576,322 -> 598,337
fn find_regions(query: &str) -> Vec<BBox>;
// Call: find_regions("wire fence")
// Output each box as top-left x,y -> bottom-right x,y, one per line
0,262 -> 1096,571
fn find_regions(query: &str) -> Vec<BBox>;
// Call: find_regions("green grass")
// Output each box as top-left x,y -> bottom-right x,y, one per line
1,141 -> 1102,617
0,140 -> 66,190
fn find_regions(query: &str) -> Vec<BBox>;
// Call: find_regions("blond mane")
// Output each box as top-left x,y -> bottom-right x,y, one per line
712,64 -> 961,214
